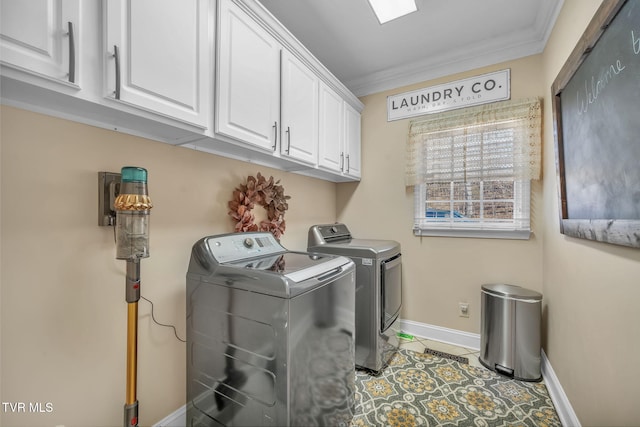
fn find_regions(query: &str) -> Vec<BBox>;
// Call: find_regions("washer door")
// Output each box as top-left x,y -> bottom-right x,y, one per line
381,253 -> 402,331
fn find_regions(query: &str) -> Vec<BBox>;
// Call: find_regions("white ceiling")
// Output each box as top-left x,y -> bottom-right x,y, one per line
258,0 -> 564,96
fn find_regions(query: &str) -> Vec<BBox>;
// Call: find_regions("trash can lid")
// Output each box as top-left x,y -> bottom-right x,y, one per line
482,284 -> 542,300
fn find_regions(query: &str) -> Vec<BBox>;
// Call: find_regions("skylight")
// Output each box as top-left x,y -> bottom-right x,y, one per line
368,0 -> 418,24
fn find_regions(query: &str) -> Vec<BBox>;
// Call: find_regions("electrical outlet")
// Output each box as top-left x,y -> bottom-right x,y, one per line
458,302 -> 470,318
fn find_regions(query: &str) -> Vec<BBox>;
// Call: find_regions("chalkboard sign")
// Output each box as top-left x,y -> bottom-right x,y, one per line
552,0 -> 640,248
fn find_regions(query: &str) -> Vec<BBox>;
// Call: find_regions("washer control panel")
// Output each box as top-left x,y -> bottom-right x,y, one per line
206,232 -> 285,263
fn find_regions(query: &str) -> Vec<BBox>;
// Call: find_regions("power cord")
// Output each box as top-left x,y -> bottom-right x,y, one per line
140,295 -> 186,343
110,227 -> 186,343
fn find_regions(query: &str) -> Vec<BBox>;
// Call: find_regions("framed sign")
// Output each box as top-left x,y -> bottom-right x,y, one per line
387,69 -> 510,121
551,0 -> 640,248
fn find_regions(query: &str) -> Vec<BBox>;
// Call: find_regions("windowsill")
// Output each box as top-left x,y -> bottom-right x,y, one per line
413,228 -> 531,240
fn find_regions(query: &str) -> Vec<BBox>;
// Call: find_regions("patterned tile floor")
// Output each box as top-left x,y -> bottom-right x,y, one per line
398,335 -> 483,367
352,340 -> 560,427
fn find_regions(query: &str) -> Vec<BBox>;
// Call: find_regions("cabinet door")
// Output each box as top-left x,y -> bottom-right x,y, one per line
344,102 -> 362,179
0,0 -> 79,84
105,0 -> 210,128
216,0 -> 281,151
280,50 -> 318,166
318,83 -> 344,172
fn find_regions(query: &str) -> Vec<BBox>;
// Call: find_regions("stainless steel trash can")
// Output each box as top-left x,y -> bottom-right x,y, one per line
479,284 -> 542,382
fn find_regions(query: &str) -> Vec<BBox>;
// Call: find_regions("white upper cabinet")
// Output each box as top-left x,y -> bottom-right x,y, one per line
216,0 -> 281,152
0,0 -> 361,181
280,50 -> 319,166
0,0 -> 79,86
318,82 -> 344,172
104,0 -> 210,129
215,0 -> 329,169
343,102 -> 362,179
318,82 -> 362,179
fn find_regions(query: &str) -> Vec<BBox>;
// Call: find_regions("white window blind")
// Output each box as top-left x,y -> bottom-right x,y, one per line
406,98 -> 542,239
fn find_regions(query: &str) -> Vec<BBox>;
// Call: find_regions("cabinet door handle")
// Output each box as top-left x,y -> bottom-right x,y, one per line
285,127 -> 291,154
346,154 -> 350,173
113,45 -> 121,100
67,22 -> 76,83
340,152 -> 344,171
272,122 -> 278,151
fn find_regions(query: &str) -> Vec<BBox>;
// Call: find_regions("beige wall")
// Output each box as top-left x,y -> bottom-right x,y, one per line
540,0 -> 640,425
0,106 -> 337,426
338,55 -> 546,333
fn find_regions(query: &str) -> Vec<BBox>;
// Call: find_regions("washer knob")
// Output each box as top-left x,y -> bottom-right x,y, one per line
243,238 -> 254,248
330,226 -> 338,233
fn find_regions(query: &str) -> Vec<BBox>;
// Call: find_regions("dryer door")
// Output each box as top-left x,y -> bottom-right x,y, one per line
381,253 -> 402,331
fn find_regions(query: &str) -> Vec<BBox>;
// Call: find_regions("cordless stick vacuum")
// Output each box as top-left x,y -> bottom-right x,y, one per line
114,167 -> 152,427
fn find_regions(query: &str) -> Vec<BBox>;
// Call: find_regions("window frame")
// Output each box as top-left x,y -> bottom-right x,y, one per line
407,97 -> 541,240
413,180 -> 531,240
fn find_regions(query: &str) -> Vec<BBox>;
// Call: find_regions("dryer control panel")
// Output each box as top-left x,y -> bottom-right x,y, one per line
308,223 -> 352,245
205,232 -> 285,263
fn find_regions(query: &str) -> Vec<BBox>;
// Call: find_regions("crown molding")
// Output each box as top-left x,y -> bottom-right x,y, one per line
348,0 -> 564,97
348,40 -> 542,97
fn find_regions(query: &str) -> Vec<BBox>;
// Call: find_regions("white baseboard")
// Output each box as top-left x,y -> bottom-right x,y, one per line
155,320 -> 580,427
399,318 -> 481,350
541,349 -> 581,427
399,318 -> 580,427
152,404 -> 185,427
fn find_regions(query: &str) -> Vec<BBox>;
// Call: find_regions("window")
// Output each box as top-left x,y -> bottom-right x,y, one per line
406,98 -> 542,239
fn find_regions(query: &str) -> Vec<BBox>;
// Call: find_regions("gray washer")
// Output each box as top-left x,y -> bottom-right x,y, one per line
187,232 -> 356,426
308,223 -> 402,373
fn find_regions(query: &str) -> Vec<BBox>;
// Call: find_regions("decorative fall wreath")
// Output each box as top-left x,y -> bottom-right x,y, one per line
227,172 -> 290,240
